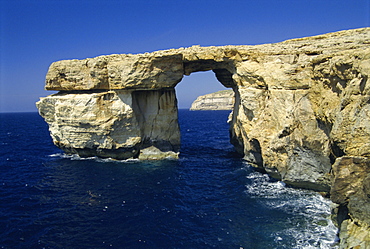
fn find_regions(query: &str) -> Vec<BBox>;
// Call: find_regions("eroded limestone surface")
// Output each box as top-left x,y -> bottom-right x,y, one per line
37,28 -> 370,248
190,90 -> 234,110
37,89 -> 180,160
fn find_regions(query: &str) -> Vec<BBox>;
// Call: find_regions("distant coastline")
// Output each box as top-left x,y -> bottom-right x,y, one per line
189,90 -> 234,111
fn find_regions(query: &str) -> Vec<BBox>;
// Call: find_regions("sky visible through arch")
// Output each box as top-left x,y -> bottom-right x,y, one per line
0,0 -> 369,112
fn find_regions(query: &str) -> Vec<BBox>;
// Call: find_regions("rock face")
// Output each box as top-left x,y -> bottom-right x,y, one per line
38,89 -> 180,160
190,90 -> 234,110
37,28 -> 370,247
331,157 -> 370,248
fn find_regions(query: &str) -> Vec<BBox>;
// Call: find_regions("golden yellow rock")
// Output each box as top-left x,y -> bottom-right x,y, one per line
37,89 -> 180,160
37,28 -> 370,247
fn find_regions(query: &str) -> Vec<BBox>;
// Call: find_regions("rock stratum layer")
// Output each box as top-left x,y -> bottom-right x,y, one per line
190,90 -> 234,110
37,28 -> 370,248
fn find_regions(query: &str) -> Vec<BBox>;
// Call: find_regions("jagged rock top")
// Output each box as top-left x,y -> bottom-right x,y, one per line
45,27 -> 370,91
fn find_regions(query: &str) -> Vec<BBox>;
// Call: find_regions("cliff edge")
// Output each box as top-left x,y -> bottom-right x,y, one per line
190,90 -> 234,110
37,28 -> 370,248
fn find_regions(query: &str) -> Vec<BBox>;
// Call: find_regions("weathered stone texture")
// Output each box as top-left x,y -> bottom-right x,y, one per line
46,54 -> 184,90
37,89 -> 180,160
37,28 -> 370,248
228,31 -> 370,194
331,157 -> 370,248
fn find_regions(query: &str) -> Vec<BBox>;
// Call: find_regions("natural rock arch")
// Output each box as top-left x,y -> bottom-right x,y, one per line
39,52 -> 240,160
38,28 -> 370,248
37,29 -> 370,186
183,59 -> 236,88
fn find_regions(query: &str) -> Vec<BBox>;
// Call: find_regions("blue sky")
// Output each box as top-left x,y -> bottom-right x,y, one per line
1,0 -> 369,112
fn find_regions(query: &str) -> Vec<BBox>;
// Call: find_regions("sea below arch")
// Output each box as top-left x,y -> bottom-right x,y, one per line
0,111 -> 339,248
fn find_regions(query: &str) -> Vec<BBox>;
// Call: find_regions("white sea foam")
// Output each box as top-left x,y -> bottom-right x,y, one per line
48,153 -> 140,163
244,165 -> 339,249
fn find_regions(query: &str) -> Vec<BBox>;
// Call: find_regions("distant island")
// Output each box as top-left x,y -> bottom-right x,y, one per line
37,28 -> 370,247
190,90 -> 234,110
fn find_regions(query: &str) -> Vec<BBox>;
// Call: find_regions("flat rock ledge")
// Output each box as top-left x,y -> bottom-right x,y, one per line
37,28 -> 370,248
190,90 -> 234,110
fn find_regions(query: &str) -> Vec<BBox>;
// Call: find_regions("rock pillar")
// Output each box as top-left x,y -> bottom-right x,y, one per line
37,28 -> 370,248
37,89 -> 180,160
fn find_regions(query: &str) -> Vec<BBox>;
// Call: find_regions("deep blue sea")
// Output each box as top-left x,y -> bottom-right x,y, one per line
0,110 -> 338,249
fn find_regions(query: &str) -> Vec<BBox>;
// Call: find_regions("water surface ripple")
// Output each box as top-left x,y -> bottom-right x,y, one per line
0,111 -> 338,248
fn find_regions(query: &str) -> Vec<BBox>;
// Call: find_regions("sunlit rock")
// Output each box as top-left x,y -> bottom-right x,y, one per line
37,89 -> 180,160
37,28 -> 370,247
190,90 -> 234,110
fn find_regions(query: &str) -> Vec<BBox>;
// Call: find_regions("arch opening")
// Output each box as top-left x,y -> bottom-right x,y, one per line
37,53 -> 240,161
174,68 -> 238,159
175,71 -> 231,110
175,59 -> 237,110
182,59 -> 236,88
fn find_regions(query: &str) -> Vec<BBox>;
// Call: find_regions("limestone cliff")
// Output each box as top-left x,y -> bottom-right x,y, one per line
37,89 -> 180,160
190,90 -> 234,110
37,28 -> 370,248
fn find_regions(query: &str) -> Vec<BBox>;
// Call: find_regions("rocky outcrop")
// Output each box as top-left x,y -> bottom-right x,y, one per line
37,89 -> 180,160
190,90 -> 234,110
331,157 -> 370,248
37,28 -> 370,248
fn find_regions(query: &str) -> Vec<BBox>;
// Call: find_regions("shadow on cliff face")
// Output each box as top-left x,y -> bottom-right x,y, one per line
131,89 -> 181,155
174,69 -> 241,160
